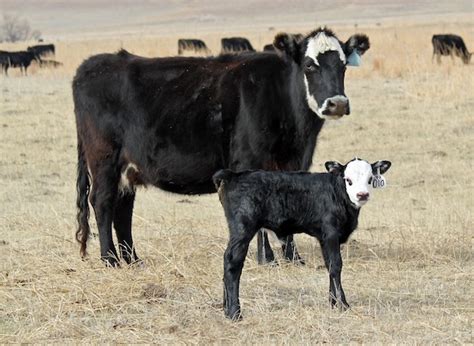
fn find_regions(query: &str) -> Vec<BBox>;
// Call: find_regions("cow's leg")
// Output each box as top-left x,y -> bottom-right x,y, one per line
320,228 -> 349,310
280,234 -> 305,264
223,221 -> 257,320
256,229 -> 275,265
90,162 -> 120,267
113,191 -> 139,264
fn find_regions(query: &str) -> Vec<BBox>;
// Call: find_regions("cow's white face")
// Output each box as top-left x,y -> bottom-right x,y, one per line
273,29 -> 370,119
305,32 -> 346,66
325,158 -> 392,209
302,31 -> 349,119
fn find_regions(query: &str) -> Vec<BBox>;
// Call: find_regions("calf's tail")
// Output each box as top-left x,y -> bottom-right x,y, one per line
75,138 -> 91,258
212,169 -> 234,190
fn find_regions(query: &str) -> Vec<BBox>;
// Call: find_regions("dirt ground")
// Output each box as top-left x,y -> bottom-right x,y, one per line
0,1 -> 473,343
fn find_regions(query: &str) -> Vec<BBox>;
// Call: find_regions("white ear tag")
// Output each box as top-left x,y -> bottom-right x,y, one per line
372,169 -> 386,189
347,50 -> 361,67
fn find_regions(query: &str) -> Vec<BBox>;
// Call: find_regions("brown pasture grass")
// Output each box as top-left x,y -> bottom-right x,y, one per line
0,20 -> 473,343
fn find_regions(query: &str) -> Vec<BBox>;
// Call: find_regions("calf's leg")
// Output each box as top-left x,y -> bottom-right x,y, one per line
223,223 -> 257,320
257,231 -> 304,265
320,229 -> 349,310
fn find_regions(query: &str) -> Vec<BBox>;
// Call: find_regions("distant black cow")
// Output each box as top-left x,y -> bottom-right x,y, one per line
221,37 -> 255,54
432,34 -> 471,64
214,158 -> 392,320
27,44 -> 55,59
178,39 -> 211,55
263,33 -> 303,52
0,51 -> 10,75
262,44 -> 275,52
73,28 -> 370,267
1,51 -> 38,75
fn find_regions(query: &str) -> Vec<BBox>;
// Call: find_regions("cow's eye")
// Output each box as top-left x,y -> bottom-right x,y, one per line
305,60 -> 317,72
345,178 -> 353,186
368,177 -> 372,184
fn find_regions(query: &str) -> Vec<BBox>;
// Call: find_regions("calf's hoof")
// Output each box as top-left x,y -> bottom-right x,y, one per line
225,306 -> 243,321
330,297 -> 350,311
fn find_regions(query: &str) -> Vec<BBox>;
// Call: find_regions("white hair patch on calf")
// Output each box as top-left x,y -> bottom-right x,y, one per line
305,32 -> 346,66
119,163 -> 138,194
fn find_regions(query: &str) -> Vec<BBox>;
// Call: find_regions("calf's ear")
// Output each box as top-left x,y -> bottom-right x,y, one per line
343,34 -> 370,56
274,33 -> 301,63
371,160 -> 391,175
325,161 -> 344,174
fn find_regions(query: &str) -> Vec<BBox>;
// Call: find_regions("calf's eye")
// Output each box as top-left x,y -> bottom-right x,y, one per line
368,177 -> 372,184
345,178 -> 353,186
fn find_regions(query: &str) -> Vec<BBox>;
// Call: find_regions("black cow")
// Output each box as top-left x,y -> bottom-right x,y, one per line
214,158 -> 392,320
73,28 -> 370,267
178,39 -> 211,55
221,37 -> 255,54
0,51 -> 10,75
27,44 -> 55,59
262,44 -> 275,52
432,34 -> 471,64
1,51 -> 38,75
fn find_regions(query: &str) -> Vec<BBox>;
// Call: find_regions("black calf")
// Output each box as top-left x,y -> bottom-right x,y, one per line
214,158 -> 391,320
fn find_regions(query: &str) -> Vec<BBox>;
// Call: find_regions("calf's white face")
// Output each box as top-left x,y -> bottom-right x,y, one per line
325,158 -> 392,209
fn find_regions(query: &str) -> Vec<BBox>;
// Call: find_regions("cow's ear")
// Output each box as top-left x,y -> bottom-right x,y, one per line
273,33 -> 301,62
371,160 -> 391,175
325,161 -> 344,175
343,34 -> 370,56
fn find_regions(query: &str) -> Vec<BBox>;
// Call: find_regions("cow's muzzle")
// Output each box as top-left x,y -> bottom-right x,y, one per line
320,95 -> 350,117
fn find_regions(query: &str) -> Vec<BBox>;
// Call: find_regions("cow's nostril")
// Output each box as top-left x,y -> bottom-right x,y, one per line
357,192 -> 369,200
327,100 -> 336,108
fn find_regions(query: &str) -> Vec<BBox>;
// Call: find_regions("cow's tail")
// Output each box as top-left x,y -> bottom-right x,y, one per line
75,138 -> 90,258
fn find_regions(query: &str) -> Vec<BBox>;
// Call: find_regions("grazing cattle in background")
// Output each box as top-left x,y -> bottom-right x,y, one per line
221,37 -> 255,53
263,33 -> 303,52
27,44 -> 55,59
263,43 -> 275,52
432,34 -> 471,64
214,158 -> 392,320
73,28 -> 370,267
178,39 -> 211,55
0,51 -> 10,75
39,59 -> 63,68
2,51 -> 38,75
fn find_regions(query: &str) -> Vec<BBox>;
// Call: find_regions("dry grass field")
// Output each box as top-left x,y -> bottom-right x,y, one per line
0,3 -> 473,343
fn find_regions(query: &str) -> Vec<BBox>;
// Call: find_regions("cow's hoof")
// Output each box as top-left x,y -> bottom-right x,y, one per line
129,258 -> 145,268
102,256 -> 120,268
289,255 -> 305,266
257,253 -> 276,266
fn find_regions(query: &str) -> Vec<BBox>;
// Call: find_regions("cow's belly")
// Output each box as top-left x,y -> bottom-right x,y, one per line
123,132 -> 224,194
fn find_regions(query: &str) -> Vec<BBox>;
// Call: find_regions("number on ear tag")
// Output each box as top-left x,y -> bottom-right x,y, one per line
347,50 -> 361,67
372,174 -> 386,189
